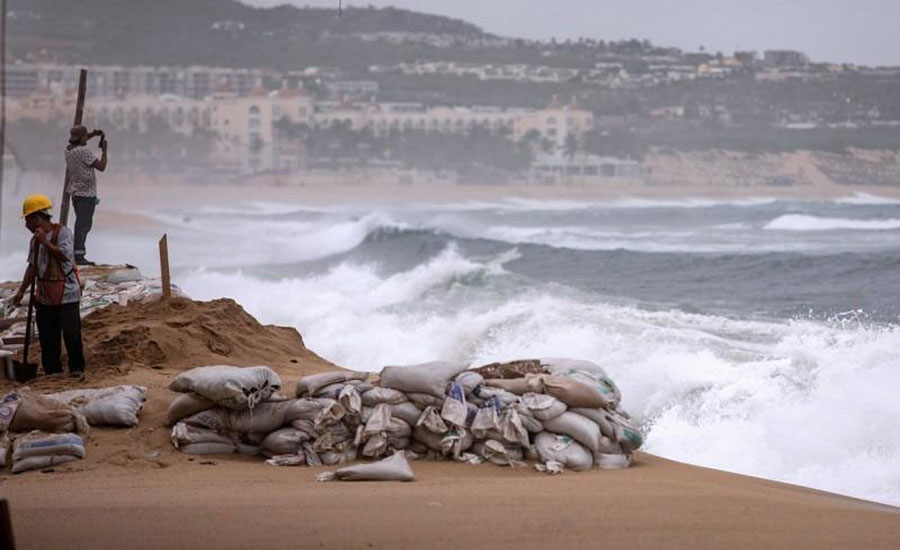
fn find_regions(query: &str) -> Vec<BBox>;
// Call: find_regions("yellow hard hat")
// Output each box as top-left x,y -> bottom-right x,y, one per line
22,194 -> 53,218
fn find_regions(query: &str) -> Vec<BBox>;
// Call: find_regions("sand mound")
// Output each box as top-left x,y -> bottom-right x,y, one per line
10,297 -> 333,391
80,297 -> 323,374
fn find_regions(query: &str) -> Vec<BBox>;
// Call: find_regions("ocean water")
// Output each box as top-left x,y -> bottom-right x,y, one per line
2,192 -> 900,506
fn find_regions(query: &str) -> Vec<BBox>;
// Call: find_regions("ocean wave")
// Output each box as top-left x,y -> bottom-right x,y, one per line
834,192 -> 900,206
180,255 -> 900,506
765,214 -> 900,231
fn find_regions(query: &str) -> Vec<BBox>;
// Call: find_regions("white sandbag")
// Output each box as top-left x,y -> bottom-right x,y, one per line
483,377 -> 532,395
12,432 -> 86,461
607,409 -> 644,452
474,386 -> 520,407
12,454 -> 80,474
316,451 -> 415,482
415,406 -> 449,434
290,419 -> 319,439
534,432 -> 593,472
498,408 -> 530,447
520,392 -> 567,421
314,400 -> 347,429
472,440 -> 525,467
45,385 -> 147,427
320,445 -> 359,466
595,453 -> 632,470
406,392 -> 445,409
440,383 -> 468,428
454,371 -> 484,395
266,454 -> 307,467
597,436 -> 625,455
390,402 -> 423,426
182,400 -> 295,434
169,366 -> 282,410
471,400 -> 501,439
260,428 -> 311,458
313,383 -> 349,399
295,371 -> 367,397
338,386 -> 362,417
170,422 -> 236,454
167,393 -> 216,425
512,403 -> 544,433
379,361 -> 469,397
361,387 -> 409,407
540,357 -> 608,377
542,411 -> 602,454
284,398 -> 330,423
363,403 -> 393,435
412,425 -> 473,458
569,407 -> 616,439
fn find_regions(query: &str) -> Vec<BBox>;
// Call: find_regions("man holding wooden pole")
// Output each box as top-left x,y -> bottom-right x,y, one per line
65,125 -> 108,266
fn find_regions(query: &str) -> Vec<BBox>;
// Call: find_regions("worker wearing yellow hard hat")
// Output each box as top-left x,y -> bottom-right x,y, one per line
12,194 -> 86,377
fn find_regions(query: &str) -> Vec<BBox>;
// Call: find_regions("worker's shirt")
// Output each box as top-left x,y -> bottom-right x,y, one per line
65,145 -> 98,197
28,226 -> 81,305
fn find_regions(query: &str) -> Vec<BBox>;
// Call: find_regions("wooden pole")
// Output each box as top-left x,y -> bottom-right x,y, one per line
0,0 -> 7,247
59,69 -> 87,227
159,234 -> 171,299
0,499 -> 16,550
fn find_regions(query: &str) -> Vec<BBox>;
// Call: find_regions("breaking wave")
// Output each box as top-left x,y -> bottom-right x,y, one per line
765,214 -> 900,231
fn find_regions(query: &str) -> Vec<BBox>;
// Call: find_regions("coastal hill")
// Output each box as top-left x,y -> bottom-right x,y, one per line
8,0 -> 493,69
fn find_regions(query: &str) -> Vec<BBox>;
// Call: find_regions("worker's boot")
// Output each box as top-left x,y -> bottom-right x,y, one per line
75,255 -> 95,266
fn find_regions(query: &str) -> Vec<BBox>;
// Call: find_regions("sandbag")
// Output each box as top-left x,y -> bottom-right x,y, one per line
361,387 -> 409,407
542,411 -> 602,454
512,403 -> 544,433
295,371 -> 367,397
182,400 -> 295,434
607,410 -> 644,452
538,375 -> 606,409
520,392 -> 567,421
406,392 -> 445,409
534,432 -> 593,472
45,385 -> 147,427
390,402 -> 423,426
569,407 -> 615,439
167,393 -> 216,425
7,390 -> 90,435
169,366 -> 282,410
338,386 -> 363,418
259,428 -> 311,458
12,454 -> 80,474
595,452 -> 632,470
12,432 -> 86,461
316,451 -> 415,482
170,422 -> 237,455
483,377 -> 531,395
472,440 -> 525,467
379,361 -> 469,397
471,399 -> 501,439
542,358 -> 621,409
412,425 -> 473,458
473,386 -> 520,407
440,383 -> 468,428
454,371 -> 484,395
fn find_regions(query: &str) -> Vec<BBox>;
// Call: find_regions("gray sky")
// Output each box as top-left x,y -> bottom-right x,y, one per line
243,0 -> 900,66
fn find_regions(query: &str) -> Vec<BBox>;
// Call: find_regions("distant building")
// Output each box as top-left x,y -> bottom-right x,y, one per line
764,50 -> 809,67
734,50 -> 758,67
323,80 -> 379,100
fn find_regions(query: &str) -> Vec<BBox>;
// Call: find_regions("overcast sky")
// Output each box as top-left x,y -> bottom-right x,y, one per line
242,0 -> 900,66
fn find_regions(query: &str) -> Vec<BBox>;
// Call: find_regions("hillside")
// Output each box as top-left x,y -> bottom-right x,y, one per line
7,0 -> 491,69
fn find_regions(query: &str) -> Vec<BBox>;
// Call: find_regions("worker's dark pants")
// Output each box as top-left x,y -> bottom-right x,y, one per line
72,196 -> 96,259
35,302 -> 85,375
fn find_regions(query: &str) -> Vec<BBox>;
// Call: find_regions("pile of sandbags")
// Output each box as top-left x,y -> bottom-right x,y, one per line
168,358 -> 643,474
1,266 -> 187,341
0,389 -> 91,473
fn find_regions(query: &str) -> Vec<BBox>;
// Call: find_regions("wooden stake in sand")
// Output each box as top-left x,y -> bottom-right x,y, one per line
59,69 -> 88,227
159,234 -> 171,299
